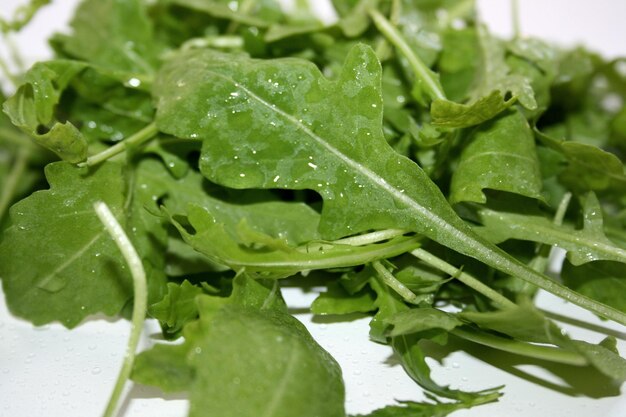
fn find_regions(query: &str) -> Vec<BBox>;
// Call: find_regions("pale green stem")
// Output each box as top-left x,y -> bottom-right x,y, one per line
181,35 -> 244,51
511,0 -> 521,40
0,46 -> 19,87
0,147 -> 28,223
369,8 -> 446,101
7,35 -> 25,73
95,202 -> 147,417
529,192 -> 572,273
333,229 -> 408,246
410,248 -> 517,310
78,123 -> 158,167
452,327 -> 588,366
372,261 -> 419,304
226,0 -> 256,34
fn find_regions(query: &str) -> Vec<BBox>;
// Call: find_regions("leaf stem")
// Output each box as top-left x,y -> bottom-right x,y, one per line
0,52 -> 19,87
368,8 -> 446,101
452,327 -> 588,366
529,192 -> 572,274
333,229 -> 408,246
94,202 -> 147,417
79,123 -> 158,167
511,0 -> 521,40
372,261 -> 419,304
181,35 -> 244,51
226,0 -> 256,34
0,147 -> 28,224
410,248 -> 517,310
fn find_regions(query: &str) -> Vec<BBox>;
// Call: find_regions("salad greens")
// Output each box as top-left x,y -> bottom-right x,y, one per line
1,0 -> 626,416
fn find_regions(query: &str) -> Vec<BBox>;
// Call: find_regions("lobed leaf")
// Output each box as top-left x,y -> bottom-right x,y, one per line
449,109 -> 543,204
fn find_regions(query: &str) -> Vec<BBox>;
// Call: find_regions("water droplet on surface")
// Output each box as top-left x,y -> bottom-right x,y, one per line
91,367 -> 102,375
126,78 -> 141,88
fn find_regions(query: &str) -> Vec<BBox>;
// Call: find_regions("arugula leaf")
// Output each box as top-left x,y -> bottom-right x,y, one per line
473,192 -> 626,265
149,280 -> 204,339
311,281 -> 377,315
153,42 -> 626,323
384,307 -> 462,337
351,394 -> 501,417
53,0 -> 159,74
471,26 -> 537,110
172,204 -> 421,277
2,60 -> 88,162
430,90 -> 515,129
561,260 -> 626,313
449,109 -> 543,204
536,129 -> 626,192
0,162 -> 131,327
134,274 -> 346,417
167,0 -> 284,28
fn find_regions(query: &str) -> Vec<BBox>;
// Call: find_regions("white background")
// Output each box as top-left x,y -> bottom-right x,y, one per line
1,1 -> 625,417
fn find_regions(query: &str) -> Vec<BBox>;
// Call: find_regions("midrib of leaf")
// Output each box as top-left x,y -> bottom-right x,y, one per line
25,231 -> 105,297
568,154 -> 626,184
260,339 -> 300,417
458,150 -> 536,167
260,281 -> 280,310
207,69 -> 463,241
205,69 -> 626,325
211,235 -> 421,271
479,210 -> 626,263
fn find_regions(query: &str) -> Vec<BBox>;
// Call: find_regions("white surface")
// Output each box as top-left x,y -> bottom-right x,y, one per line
1,1 -> 626,417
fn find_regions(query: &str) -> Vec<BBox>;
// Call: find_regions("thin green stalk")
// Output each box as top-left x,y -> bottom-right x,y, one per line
372,261 -> 419,304
0,147 -> 28,223
181,35 -> 244,51
0,48 -> 19,87
94,202 -> 147,417
369,8 -> 446,101
528,192 -> 572,273
0,127 -> 38,150
79,123 -> 158,167
7,35 -> 26,74
333,229 -> 408,246
226,0 -> 256,34
452,327 -> 588,366
511,0 -> 521,40
410,248 -> 517,310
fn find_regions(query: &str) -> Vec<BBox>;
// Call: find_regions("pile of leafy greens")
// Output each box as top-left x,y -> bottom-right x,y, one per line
1,0 -> 626,416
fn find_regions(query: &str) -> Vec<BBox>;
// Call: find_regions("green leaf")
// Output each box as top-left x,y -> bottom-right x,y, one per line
471,26 -> 537,110
3,60 -> 88,162
332,0 -> 380,38
459,302 -> 565,345
149,280 -> 204,339
571,339 -> 626,382
54,0 -> 159,74
369,276 -> 497,402
385,308 -> 462,337
135,274 -> 346,417
474,193 -> 626,265
132,342 -> 194,393
351,394 -> 501,417
0,162 -> 131,327
561,260 -> 626,313
311,281 -> 376,315
167,0 -> 283,28
449,109 -> 543,204
188,303 -> 346,417
172,204 -> 421,278
153,43 -> 625,324
431,90 -> 515,129
438,27 -> 480,102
